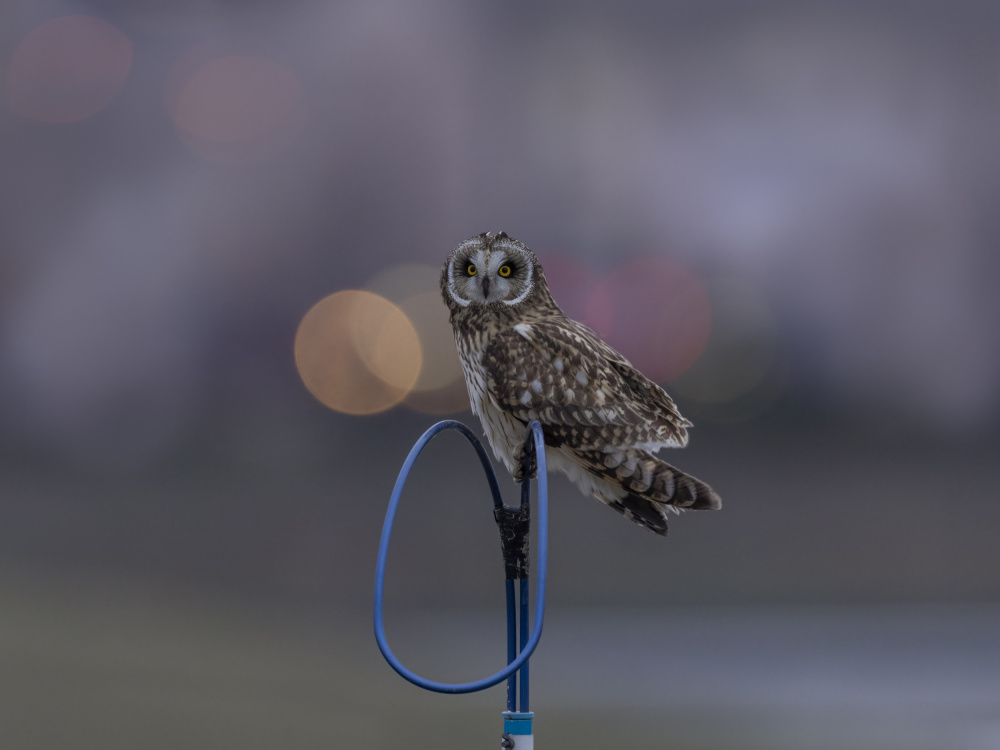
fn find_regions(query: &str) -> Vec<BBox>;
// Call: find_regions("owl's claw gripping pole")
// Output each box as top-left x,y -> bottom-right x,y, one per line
373,420 -> 546,746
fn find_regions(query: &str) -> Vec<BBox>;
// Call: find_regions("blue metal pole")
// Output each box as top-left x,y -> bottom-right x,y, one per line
519,575 -> 530,713
373,420 -> 547,695
518,448 -> 534,713
505,578 -> 517,712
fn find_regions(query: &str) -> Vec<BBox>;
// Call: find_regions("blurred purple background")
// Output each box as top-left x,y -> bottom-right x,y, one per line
2,1 -> 999,748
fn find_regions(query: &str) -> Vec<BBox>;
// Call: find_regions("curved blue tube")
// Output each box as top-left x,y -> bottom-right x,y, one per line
373,420 -> 548,694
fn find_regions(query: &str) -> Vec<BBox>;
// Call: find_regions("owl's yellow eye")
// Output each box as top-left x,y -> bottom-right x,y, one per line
498,265 -> 512,277
467,264 -> 477,276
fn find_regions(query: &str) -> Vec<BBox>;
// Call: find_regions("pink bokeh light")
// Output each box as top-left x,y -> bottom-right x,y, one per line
537,252 -> 598,323
4,15 -> 133,124
166,41 -> 307,165
598,257 -> 712,383
540,253 -> 712,383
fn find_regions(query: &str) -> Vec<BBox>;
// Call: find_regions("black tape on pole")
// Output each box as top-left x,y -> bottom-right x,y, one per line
494,426 -> 538,580
494,501 -> 530,580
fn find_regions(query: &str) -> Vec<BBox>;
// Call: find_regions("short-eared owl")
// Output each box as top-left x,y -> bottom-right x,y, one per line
441,231 -> 721,536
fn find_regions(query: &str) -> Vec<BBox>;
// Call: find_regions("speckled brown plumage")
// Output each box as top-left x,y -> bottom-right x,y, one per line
441,231 -> 721,536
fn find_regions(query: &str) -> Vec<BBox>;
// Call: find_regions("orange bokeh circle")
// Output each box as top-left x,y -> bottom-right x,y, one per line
294,291 -> 421,415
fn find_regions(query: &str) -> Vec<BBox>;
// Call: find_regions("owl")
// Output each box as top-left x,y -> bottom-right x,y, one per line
441,231 -> 721,536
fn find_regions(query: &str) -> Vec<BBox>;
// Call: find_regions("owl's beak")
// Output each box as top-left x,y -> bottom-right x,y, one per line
481,275 -> 491,300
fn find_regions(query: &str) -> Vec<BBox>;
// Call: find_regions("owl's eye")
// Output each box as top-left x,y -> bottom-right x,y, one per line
467,264 -> 477,276
498,265 -> 512,277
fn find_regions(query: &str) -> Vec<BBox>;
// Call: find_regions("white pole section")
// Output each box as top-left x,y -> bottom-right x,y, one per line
502,711 -> 534,749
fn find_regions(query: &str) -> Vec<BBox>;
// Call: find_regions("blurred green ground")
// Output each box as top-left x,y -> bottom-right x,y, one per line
3,569 -> 998,750
2,416 -> 999,749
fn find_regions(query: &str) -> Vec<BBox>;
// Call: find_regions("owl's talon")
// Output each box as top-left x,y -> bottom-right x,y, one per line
501,732 -> 515,748
515,441 -> 538,481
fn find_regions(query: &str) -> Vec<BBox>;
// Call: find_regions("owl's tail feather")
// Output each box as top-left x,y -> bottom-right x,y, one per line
650,459 -> 723,512
607,493 -> 673,536
566,448 -> 722,536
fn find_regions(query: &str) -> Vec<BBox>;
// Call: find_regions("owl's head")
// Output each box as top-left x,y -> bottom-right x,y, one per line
441,232 -> 556,315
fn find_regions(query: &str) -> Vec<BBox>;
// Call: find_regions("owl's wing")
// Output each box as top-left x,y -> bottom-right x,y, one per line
560,318 -> 691,431
483,317 -> 690,451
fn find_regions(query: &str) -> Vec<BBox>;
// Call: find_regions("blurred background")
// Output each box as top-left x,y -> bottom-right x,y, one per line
2,1 -> 999,748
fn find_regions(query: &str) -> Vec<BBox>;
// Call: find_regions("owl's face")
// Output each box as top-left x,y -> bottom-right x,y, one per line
442,232 -> 543,311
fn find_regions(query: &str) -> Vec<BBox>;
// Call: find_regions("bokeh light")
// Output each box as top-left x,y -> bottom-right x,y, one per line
365,263 -> 468,415
591,257 -> 712,383
398,289 -> 469,415
4,15 -> 132,123
397,291 -> 462,391
539,252 -> 616,337
509,253 -> 712,384
537,253 -> 599,324
166,42 -> 306,165
364,263 -> 441,310
670,277 -> 786,421
402,378 -> 470,415
294,291 -> 421,415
